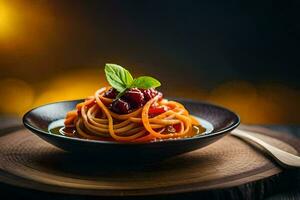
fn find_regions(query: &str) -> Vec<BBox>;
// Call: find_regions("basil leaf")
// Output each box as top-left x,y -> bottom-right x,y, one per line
130,76 -> 161,89
105,64 -> 134,92
104,64 -> 161,99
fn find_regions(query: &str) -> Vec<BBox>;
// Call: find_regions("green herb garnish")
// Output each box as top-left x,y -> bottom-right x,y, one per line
104,63 -> 161,98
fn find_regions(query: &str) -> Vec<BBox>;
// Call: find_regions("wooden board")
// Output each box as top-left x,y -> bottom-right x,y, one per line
0,125 -> 299,197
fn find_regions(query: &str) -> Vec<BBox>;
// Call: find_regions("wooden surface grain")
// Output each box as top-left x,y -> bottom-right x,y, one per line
0,116 -> 299,200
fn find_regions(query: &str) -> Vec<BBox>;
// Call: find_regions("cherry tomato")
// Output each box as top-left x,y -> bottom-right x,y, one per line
148,107 -> 166,116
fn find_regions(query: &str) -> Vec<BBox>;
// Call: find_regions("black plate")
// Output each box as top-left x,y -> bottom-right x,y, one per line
23,99 -> 240,162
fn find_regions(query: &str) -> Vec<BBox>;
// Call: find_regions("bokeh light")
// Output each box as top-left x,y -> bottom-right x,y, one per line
0,1 -> 16,39
0,1 -> 299,124
208,81 -> 281,123
0,78 -> 34,115
33,69 -> 107,107
0,1 -> 56,51
209,81 -> 260,123
1,73 -> 300,125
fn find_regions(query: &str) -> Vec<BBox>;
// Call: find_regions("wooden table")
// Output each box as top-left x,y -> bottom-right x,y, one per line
0,116 -> 299,200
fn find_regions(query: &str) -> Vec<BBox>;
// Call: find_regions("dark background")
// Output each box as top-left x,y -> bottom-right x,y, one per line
0,0 -> 299,123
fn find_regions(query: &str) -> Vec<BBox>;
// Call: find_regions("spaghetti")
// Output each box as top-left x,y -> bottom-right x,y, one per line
64,87 -> 201,142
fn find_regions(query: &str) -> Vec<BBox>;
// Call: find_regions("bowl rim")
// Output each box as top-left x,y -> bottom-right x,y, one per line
23,98 -> 240,145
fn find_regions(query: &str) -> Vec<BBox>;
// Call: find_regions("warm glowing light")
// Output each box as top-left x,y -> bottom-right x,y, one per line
0,2 -> 16,39
0,73 -> 299,124
207,81 -> 300,124
0,78 -> 34,115
0,1 -> 56,51
208,80 -> 260,123
33,69 -> 106,107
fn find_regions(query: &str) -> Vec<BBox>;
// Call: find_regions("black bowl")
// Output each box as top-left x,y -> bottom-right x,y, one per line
23,99 -> 239,162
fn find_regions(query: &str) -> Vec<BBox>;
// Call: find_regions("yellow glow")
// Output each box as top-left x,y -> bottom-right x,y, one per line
0,73 -> 299,124
207,81 -> 300,124
0,2 -> 16,39
33,69 -> 107,107
0,1 -> 56,51
208,80 -> 263,123
0,78 -> 34,115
